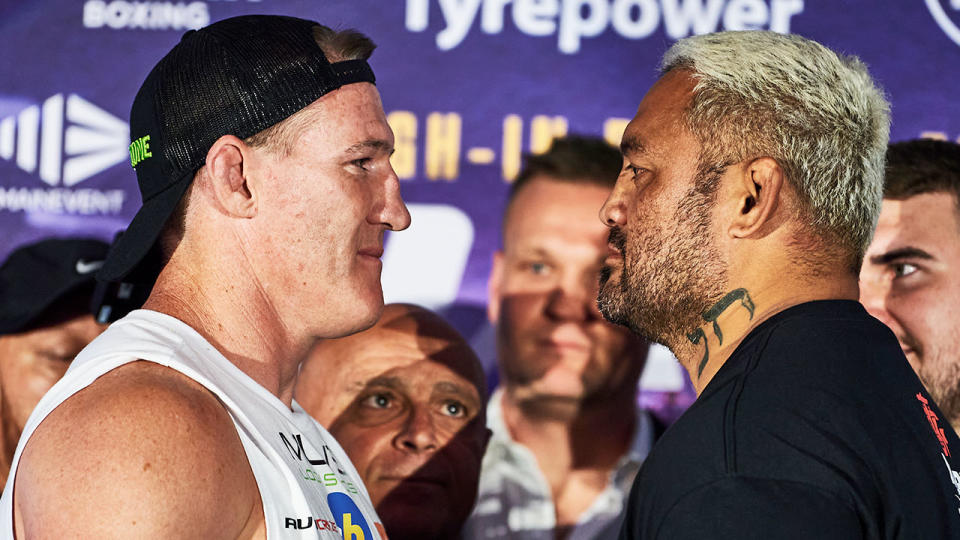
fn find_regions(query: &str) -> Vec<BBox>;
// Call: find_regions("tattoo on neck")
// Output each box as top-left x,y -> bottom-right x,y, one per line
687,288 -> 756,378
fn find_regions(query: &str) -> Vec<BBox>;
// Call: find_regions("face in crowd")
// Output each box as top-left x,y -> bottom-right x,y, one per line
489,173 -> 648,418
860,191 -> 960,427
295,304 -> 489,539
0,300 -> 104,474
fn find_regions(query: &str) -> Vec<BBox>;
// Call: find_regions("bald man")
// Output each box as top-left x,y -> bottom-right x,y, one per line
296,304 -> 491,540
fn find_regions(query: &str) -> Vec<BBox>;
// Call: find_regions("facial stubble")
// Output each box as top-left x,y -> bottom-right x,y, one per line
598,168 -> 728,351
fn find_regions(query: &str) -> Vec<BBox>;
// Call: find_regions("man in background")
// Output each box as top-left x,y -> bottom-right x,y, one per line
860,139 -> 960,433
0,237 -> 108,485
297,303 -> 490,540
463,136 -> 656,540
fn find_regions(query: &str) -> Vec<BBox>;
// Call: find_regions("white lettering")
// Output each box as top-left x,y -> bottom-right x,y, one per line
611,0 -> 659,39
129,2 -> 151,28
661,0 -> 725,39
185,2 -> 209,29
409,0 -> 804,54
149,3 -> 173,28
514,0 -> 559,36
0,187 -> 125,215
83,0 -> 106,27
82,1 -> 209,31
482,0 -> 511,33
768,0 -> 802,33
437,0 -> 483,49
723,0 -> 767,30
558,0 -> 609,54
406,0 -> 430,31
105,1 -> 133,29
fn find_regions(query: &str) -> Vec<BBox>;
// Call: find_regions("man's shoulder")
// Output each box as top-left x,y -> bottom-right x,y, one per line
727,300 -> 912,413
13,361 -> 261,538
746,300 -> 901,370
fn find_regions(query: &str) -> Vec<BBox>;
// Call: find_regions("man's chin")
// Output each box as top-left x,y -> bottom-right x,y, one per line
515,392 -> 583,420
597,287 -> 629,328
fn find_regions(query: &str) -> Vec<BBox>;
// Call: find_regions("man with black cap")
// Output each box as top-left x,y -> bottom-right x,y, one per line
2,15 -> 409,538
0,238 -> 108,486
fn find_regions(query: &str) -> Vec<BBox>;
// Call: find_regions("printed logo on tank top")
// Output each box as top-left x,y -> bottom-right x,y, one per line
278,431 -> 362,495
279,431 -> 387,536
328,493 -> 373,539
917,394 -> 960,513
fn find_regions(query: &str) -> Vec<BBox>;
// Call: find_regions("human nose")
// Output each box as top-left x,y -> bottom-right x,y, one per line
859,278 -> 899,332
545,271 -> 597,322
379,167 -> 412,231
600,180 -> 627,228
393,406 -> 439,453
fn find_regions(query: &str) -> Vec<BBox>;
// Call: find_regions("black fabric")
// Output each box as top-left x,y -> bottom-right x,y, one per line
98,14 -> 377,284
618,300 -> 960,540
0,238 -> 108,334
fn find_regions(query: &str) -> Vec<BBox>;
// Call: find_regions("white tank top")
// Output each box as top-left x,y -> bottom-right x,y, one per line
0,309 -> 385,539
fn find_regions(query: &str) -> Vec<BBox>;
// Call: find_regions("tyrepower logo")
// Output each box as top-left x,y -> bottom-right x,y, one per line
925,0 -> 960,47
406,0 -> 804,54
0,94 -> 127,215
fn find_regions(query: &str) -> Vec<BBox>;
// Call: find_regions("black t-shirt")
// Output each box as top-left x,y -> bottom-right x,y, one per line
618,300 -> 960,539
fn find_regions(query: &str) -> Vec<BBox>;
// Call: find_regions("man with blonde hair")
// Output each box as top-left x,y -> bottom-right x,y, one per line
3,15 -> 409,538
599,31 -> 960,538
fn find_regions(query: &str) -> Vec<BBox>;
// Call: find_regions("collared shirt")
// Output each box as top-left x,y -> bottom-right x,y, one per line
461,389 -> 655,540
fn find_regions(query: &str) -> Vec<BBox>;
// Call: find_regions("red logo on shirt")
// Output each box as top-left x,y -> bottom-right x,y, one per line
917,393 -> 951,457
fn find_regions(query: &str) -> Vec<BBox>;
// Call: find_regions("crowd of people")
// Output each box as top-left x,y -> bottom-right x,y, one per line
1,13 -> 960,540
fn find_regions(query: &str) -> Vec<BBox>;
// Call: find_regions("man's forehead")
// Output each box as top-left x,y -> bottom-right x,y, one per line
504,178 -> 611,247
296,83 -> 391,143
869,193 -> 960,255
365,356 -> 482,396
621,70 -> 697,157
321,308 -> 484,393
877,193 -> 959,231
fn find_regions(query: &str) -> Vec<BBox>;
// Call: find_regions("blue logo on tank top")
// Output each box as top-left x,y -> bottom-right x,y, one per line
327,492 -> 372,539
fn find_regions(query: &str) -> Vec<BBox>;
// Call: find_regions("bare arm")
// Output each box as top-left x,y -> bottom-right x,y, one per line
13,361 -> 263,539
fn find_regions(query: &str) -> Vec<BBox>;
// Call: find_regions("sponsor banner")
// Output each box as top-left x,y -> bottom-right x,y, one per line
2,0 -> 958,407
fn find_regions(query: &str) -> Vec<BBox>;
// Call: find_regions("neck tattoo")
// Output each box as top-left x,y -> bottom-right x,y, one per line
686,288 -> 756,378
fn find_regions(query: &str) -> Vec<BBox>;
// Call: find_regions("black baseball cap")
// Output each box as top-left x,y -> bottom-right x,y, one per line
97,14 -> 377,284
0,238 -> 109,335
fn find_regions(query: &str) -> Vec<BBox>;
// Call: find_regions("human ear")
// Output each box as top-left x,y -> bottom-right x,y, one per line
728,157 -> 784,239
204,135 -> 256,218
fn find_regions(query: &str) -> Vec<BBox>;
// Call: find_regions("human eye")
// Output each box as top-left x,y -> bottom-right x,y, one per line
361,392 -> 394,409
351,157 -> 372,171
441,400 -> 468,418
524,260 -> 552,276
892,263 -> 918,279
624,163 -> 647,181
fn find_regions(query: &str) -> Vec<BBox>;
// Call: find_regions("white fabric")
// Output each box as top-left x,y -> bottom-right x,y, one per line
0,309 -> 383,539
462,389 -> 653,540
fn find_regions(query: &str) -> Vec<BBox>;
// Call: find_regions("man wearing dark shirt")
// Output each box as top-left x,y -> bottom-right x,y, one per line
598,30 -> 960,539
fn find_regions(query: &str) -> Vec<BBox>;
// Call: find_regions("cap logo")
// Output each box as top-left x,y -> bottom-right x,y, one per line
75,258 -> 104,275
129,135 -> 153,168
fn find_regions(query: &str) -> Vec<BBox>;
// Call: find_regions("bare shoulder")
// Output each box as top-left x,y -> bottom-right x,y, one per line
13,361 -> 263,539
